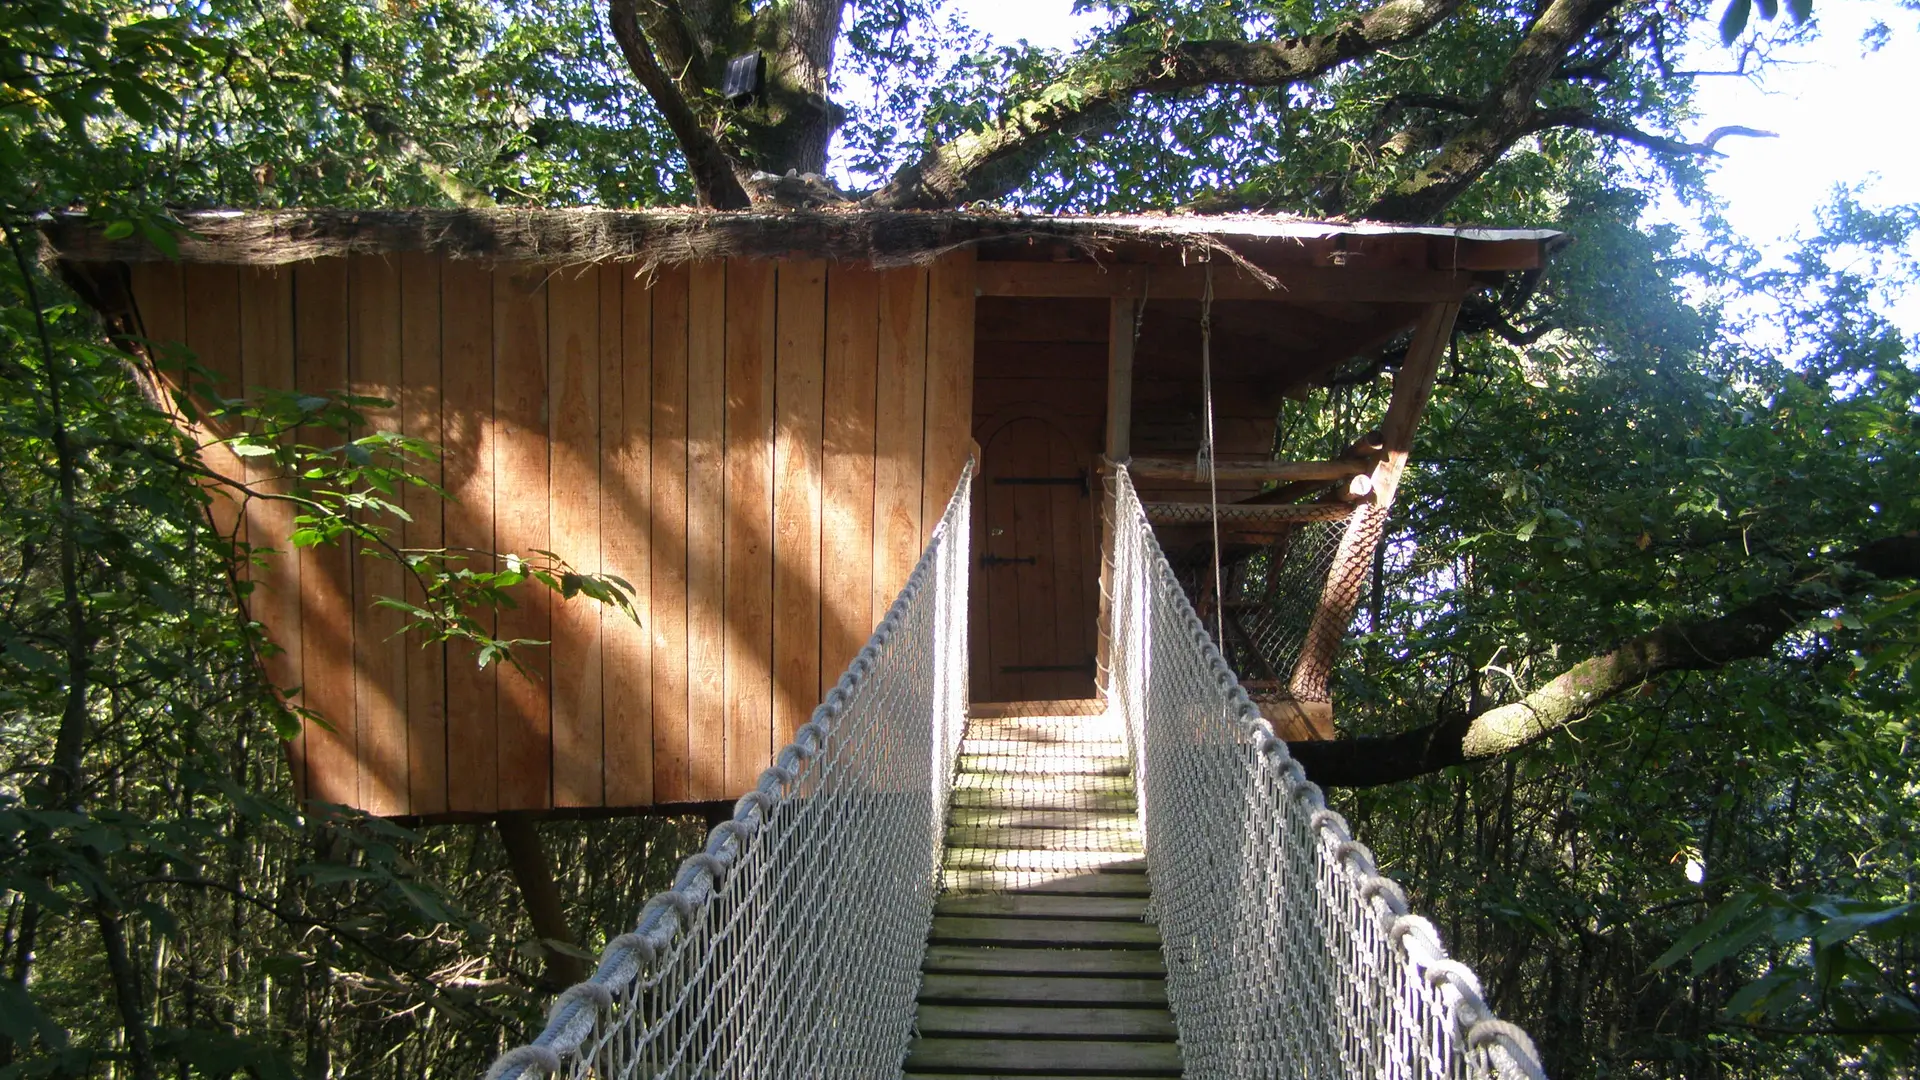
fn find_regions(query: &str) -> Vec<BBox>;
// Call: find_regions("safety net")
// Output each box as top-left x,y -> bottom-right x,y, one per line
481,463 -> 972,1080
1108,466 -> 1545,1080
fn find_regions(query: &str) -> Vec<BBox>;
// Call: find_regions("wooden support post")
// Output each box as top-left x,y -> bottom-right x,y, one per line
1287,302 -> 1461,720
496,817 -> 586,989
1096,298 -> 1135,700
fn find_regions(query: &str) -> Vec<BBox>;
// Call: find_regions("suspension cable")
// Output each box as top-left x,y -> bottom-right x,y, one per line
1198,261 -> 1225,647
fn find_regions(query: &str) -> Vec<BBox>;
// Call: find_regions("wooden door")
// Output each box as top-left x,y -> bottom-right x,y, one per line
972,413 -> 1099,702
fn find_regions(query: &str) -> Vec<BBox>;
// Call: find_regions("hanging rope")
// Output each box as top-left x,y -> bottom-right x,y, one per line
1197,260 -> 1226,647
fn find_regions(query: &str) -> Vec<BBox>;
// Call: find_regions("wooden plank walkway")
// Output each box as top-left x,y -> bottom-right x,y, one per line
908,707 -> 1183,1078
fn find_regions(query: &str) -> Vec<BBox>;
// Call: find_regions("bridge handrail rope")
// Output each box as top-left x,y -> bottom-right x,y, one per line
482,461 -> 974,1080
1108,465 -> 1546,1080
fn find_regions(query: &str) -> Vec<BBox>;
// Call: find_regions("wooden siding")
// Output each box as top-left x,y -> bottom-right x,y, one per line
129,253 -> 975,817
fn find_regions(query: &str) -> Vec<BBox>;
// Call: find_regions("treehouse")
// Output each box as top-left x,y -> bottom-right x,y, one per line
48,209 -> 1559,821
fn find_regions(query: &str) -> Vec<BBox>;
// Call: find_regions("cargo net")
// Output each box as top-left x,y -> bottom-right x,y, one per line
1175,517 -> 1349,696
482,464 -> 972,1080
1109,467 -> 1546,1080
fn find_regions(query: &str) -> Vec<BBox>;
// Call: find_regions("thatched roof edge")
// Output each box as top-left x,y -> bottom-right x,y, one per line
40,208 -> 1564,271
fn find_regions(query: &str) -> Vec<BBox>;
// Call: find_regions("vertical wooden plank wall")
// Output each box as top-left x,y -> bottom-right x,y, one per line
127,253 -> 973,816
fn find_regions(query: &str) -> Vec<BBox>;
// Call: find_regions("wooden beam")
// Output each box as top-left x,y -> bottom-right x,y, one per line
1143,501 -> 1354,526
1288,302 -> 1461,708
976,261 -> 1479,303
1129,456 -> 1366,484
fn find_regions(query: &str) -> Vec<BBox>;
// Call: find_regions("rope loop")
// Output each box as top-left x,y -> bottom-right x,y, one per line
481,1043 -> 562,1080
1360,876 -> 1410,916
1334,839 -> 1379,878
684,851 -> 732,886
1466,1020 -> 1549,1080
550,979 -> 614,1023
1309,807 -> 1350,840
604,931 -> 657,970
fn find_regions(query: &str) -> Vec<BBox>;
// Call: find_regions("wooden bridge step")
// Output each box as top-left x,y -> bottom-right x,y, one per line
922,945 -> 1166,976
930,916 -> 1162,947
948,789 -> 1138,813
944,828 -> 1141,853
957,754 -> 1132,777
941,870 -> 1151,895
918,973 -> 1168,1006
915,1004 -> 1178,1039
947,808 -> 1138,830
935,894 -> 1148,919
943,849 -> 1146,873
952,772 -> 1134,794
960,738 -> 1127,757
905,1037 -> 1181,1074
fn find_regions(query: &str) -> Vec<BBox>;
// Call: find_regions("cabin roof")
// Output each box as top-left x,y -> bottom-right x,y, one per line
41,207 -> 1562,275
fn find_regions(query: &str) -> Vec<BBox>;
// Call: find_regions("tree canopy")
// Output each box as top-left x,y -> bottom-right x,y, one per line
2,0 -> 1918,1076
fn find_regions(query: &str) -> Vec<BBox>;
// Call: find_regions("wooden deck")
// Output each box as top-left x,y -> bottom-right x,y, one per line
908,707 -> 1182,1078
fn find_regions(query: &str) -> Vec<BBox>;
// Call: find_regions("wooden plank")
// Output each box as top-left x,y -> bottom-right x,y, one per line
921,945 -> 1165,975
922,249 -> 976,535
939,870 -> 1151,894
906,1038 -> 1180,1073
957,753 -> 1129,777
723,258 -> 776,794
916,974 -> 1168,1006
649,266 -> 693,804
945,827 -> 1141,853
237,267 -> 304,799
1371,301 -> 1462,506
975,259 -> 1475,302
819,264 -> 879,689
181,264 -> 245,543
1128,456 -> 1367,483
441,260 -> 498,813
397,251 -> 447,816
292,259 -> 357,807
1010,421 -> 1058,700
935,894 -> 1148,919
947,809 -> 1137,831
870,266 -> 927,624
771,259 -> 826,750
493,267 -> 552,812
684,260 -> 727,799
943,850 -> 1148,873
348,255 -> 409,816
914,1004 -> 1177,1039
604,265 -> 654,808
548,267 -> 603,808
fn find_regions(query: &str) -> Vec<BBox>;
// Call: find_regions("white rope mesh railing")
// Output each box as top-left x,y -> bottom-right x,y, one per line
1109,466 -> 1547,1080
481,462 -> 972,1080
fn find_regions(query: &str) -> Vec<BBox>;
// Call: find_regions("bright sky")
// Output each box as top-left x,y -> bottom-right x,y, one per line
943,0 -> 1920,333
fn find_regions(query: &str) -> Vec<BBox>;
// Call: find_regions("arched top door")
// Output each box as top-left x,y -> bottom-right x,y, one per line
971,408 -> 1100,703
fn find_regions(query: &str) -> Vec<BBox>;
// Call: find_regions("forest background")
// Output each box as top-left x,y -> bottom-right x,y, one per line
1,0 -> 1917,1077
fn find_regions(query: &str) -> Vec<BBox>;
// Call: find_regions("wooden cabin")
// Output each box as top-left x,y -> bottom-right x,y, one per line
48,210 -> 1558,820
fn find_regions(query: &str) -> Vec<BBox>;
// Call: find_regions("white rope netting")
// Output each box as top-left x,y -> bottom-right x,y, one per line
1108,466 -> 1546,1080
481,463 -> 972,1080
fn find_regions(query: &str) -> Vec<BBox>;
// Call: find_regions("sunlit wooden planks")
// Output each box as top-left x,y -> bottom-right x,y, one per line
819,266 -> 880,690
348,255 -> 409,816
493,268 -> 552,812
292,259 -> 357,807
604,266 -> 654,808
872,267 -> 928,625
441,259 -> 499,813
685,261 -> 727,800
772,260 -> 826,749
722,259 -> 776,794
236,267 -> 304,800
649,266 -> 694,804
131,252 -> 976,817
548,268 -> 603,808
922,249 -> 976,538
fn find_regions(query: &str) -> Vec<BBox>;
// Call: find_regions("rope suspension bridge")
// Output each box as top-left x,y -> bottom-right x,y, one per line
481,464 -> 1546,1080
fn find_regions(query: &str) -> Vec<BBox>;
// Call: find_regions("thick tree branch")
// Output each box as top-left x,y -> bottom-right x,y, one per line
1362,0 -> 1624,222
1289,531 -> 1920,787
868,0 -> 1468,210
607,0 -> 752,208
1532,108 -> 1777,157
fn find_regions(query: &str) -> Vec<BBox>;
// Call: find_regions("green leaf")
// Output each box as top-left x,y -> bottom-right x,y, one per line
1654,892 -> 1759,970
1719,0 -> 1752,42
